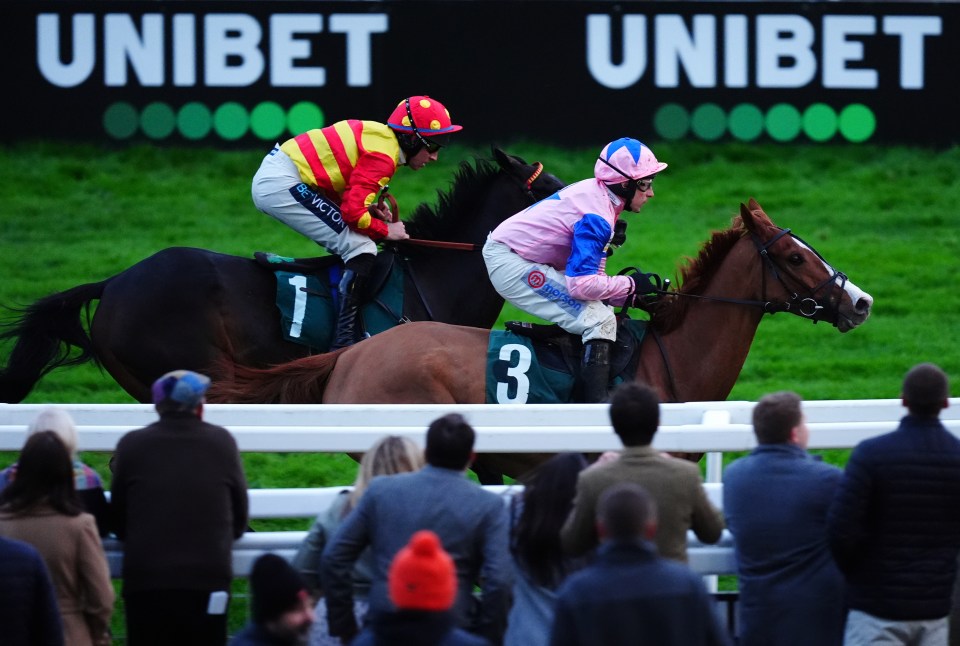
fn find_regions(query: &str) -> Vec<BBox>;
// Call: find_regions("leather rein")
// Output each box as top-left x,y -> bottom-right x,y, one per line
393,162 -> 545,252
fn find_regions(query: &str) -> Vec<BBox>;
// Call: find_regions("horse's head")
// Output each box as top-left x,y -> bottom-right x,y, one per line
740,198 -> 872,332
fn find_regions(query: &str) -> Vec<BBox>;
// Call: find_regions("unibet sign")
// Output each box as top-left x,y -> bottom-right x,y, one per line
586,14 -> 941,90
37,13 -> 388,88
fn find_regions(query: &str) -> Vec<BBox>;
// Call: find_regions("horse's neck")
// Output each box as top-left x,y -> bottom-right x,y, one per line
404,250 -> 503,328
642,240 -> 766,402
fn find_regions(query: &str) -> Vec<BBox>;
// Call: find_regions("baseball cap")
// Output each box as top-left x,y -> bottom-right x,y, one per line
151,370 -> 210,410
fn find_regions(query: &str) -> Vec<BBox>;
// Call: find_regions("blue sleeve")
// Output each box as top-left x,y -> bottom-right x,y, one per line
566,213 -> 612,277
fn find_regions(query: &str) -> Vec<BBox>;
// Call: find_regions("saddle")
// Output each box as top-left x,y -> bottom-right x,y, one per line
503,317 -> 646,388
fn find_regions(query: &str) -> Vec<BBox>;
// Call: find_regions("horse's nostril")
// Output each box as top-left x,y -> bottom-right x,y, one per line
856,296 -> 873,313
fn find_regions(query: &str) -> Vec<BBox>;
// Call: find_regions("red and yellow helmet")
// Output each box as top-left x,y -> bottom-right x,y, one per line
387,96 -> 462,150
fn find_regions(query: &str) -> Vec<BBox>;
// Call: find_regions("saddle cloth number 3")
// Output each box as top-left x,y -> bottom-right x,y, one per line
496,343 -> 532,404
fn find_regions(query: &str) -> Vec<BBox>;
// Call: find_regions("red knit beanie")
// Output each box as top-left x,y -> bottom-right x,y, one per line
388,530 -> 457,611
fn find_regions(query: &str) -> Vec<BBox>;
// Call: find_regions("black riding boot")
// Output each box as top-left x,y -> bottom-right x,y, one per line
580,339 -> 612,403
330,269 -> 369,350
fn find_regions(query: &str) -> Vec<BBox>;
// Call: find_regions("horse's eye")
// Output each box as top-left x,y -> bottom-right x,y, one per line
788,253 -> 804,266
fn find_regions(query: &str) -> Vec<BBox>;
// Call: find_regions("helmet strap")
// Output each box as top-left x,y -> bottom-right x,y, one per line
404,98 -> 433,150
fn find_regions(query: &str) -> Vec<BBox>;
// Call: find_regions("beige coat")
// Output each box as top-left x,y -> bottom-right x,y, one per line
0,506 -> 114,646
561,445 -> 725,562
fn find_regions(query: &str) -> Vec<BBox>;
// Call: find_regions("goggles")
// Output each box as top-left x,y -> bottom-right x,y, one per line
405,98 -> 444,154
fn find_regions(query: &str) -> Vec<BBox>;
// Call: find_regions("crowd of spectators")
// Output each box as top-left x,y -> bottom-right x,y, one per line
0,361 -> 956,646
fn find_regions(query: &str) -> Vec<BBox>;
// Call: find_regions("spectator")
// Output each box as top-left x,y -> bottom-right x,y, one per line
0,406 -> 110,536
111,369 -> 249,646
352,530 -> 491,646
723,391 -> 845,646
0,431 -> 114,646
561,381 -> 724,561
550,482 -> 730,646
0,534 -> 64,645
505,452 -> 588,646
321,413 -> 511,644
828,362 -> 960,645
230,553 -> 315,646
293,435 -> 424,645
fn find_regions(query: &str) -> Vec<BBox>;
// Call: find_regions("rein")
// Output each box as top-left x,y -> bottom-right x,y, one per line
398,162 -> 546,253
654,228 -> 844,321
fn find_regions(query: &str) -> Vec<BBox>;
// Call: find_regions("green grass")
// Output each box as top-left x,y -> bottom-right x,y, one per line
2,139 -> 959,636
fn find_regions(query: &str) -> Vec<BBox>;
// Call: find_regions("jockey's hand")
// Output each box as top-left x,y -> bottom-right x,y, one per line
384,220 -> 409,241
368,202 -> 393,222
628,270 -> 664,311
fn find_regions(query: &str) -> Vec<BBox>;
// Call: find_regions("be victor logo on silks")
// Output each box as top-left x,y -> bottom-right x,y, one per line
524,268 -> 583,317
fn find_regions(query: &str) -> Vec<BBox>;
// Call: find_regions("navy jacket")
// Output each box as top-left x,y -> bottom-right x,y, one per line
549,540 -> 731,646
827,414 -> 960,620
0,535 -> 63,645
724,443 -> 845,646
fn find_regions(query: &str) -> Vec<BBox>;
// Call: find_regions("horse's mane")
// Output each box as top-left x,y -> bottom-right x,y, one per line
404,158 -> 499,241
651,215 -> 747,333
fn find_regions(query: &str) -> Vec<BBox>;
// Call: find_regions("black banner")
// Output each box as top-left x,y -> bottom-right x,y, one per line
5,1 -> 957,146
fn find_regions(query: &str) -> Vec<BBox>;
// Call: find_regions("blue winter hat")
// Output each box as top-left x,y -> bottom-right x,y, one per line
151,370 -> 210,410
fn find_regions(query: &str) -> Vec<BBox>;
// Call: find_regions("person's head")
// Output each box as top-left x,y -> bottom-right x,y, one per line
349,435 -> 425,509
513,452 -> 589,587
388,530 -> 457,612
424,413 -> 475,470
902,362 -> 950,418
387,96 -> 462,171
594,138 -> 667,213
608,381 -> 660,447
596,482 -> 658,543
27,407 -> 79,458
249,553 -> 315,643
752,391 -> 808,447
0,430 -> 81,516
151,369 -> 210,416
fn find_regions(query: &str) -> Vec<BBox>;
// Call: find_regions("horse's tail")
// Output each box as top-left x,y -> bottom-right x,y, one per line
0,280 -> 107,403
207,350 -> 346,404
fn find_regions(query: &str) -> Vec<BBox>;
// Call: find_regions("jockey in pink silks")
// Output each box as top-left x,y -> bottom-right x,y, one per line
482,137 -> 668,403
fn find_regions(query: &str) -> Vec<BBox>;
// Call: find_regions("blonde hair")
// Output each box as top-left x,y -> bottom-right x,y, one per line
26,407 -> 78,457
348,435 -> 424,510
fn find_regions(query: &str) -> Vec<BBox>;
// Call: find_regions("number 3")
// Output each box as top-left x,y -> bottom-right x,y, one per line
496,343 -> 532,404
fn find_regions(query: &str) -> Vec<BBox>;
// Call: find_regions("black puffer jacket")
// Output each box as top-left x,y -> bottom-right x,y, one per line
827,415 -> 960,620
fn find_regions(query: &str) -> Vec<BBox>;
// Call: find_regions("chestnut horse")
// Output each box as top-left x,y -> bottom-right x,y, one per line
209,199 -> 873,478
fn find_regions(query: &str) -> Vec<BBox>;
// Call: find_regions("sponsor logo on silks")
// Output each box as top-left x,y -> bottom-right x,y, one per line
524,269 -> 583,317
289,183 -> 346,234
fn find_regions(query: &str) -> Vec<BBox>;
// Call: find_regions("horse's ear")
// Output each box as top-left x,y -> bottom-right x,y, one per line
747,197 -> 763,212
492,146 -> 522,172
739,202 -> 757,232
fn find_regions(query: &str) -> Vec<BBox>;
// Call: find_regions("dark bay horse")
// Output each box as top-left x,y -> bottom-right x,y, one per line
208,199 -> 874,478
0,149 -> 564,403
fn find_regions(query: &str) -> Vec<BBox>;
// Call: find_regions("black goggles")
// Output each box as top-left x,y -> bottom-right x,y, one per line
405,98 -> 445,153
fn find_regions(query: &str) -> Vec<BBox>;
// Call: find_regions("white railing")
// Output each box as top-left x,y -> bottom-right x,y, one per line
2,399 -> 959,577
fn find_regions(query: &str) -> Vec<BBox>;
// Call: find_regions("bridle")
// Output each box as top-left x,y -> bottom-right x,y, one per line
646,227 -> 847,325
637,226 -> 848,403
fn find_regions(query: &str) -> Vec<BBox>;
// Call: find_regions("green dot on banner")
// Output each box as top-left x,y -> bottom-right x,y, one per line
178,103 -> 213,141
765,104 -> 802,142
103,102 -> 139,140
802,104 -> 838,142
653,104 -> 690,141
690,103 -> 727,141
141,102 -> 176,140
728,104 -> 764,142
214,102 -> 250,141
250,102 -> 288,140
838,104 -> 876,143
287,102 -> 325,135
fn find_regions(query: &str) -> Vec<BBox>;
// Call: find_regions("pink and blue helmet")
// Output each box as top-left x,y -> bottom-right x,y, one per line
594,138 -> 668,184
